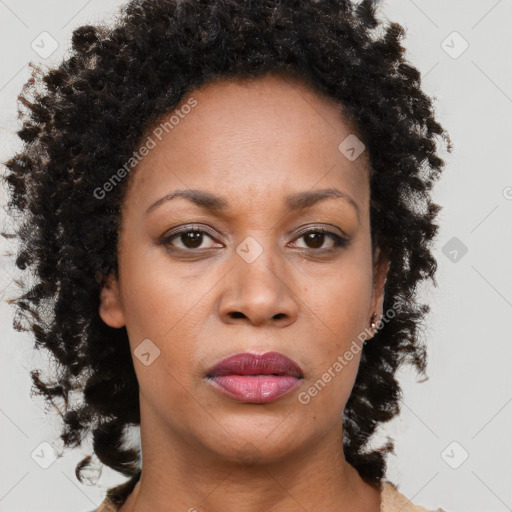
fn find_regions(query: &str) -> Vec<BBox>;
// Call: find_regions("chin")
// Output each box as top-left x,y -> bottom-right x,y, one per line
196,417 -> 311,466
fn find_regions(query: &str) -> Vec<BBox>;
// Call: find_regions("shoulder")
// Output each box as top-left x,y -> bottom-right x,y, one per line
89,494 -> 123,512
88,494 -> 120,512
380,480 -> 448,512
92,475 -> 448,512
89,500 -> 118,512
89,470 -> 142,512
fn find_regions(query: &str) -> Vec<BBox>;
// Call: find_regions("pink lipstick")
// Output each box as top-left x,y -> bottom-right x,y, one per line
206,351 -> 304,404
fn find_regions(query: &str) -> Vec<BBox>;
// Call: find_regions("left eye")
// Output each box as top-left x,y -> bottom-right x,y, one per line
290,229 -> 347,250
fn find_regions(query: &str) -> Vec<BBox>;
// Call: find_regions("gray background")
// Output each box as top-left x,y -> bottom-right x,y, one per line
1,1 -> 511,511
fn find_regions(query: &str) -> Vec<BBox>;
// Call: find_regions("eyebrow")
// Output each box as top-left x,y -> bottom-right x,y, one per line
145,187 -> 360,219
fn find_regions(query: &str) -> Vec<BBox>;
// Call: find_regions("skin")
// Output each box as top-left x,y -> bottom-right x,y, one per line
99,71 -> 390,512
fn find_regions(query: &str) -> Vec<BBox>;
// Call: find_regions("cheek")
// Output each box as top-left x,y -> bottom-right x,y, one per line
298,260 -> 372,411
118,245 -> 220,383
309,261 -> 373,351
118,261 -> 209,416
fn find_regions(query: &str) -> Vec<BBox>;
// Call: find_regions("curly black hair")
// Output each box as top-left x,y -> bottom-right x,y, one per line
2,0 -> 451,492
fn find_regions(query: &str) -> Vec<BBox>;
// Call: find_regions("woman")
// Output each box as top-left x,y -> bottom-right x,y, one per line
2,0 -> 452,510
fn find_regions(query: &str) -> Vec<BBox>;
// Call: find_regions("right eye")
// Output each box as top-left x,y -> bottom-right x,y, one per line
160,225 -> 223,251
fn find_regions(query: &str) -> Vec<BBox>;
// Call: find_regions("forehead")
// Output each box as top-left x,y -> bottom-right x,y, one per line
127,72 -> 370,211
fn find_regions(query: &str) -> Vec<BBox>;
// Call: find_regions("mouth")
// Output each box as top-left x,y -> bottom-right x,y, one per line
206,351 -> 304,404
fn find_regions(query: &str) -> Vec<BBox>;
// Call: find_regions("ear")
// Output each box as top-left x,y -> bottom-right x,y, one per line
368,247 -> 390,327
99,273 -> 126,328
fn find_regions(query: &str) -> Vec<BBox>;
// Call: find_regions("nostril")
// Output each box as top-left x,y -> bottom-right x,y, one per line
230,312 -> 245,319
273,313 -> 286,320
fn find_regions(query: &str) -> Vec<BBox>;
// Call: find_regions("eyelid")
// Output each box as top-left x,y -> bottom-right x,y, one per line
292,223 -> 350,240
158,223 -> 221,244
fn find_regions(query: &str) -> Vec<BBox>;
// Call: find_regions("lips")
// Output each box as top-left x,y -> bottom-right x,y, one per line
206,351 -> 304,404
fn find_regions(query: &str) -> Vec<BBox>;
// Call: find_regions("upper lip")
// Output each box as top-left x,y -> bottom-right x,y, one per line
206,351 -> 304,378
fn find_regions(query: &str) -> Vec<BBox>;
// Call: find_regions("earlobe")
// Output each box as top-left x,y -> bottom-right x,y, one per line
98,274 -> 126,328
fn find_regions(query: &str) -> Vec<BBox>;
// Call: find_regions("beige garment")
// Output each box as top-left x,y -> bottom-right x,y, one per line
380,481 -> 447,512
93,478 -> 447,512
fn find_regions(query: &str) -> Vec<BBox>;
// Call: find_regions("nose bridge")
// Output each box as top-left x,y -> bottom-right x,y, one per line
219,232 -> 298,326
234,232 -> 285,303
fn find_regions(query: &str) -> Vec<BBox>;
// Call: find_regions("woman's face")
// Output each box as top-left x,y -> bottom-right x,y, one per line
99,72 -> 389,464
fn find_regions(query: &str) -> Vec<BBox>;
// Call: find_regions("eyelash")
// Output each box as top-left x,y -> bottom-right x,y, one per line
159,224 -> 349,253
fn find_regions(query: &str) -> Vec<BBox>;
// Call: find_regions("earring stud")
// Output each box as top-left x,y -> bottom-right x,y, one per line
364,314 -> 380,345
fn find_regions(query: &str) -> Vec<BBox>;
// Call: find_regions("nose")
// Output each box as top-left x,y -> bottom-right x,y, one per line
218,239 -> 299,328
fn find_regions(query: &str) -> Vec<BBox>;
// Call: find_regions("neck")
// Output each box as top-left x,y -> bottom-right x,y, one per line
119,407 -> 381,512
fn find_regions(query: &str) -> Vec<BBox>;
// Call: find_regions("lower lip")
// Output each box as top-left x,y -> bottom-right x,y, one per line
208,375 -> 302,403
